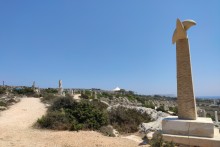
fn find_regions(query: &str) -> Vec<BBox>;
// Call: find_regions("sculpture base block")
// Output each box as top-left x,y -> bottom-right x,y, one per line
162,116 -> 214,138
163,128 -> 220,147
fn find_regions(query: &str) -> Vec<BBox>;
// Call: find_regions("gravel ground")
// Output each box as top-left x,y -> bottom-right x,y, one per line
0,98 -> 148,147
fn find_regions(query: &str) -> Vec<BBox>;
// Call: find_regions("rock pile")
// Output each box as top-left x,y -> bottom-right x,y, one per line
108,104 -> 169,133
101,97 -> 142,106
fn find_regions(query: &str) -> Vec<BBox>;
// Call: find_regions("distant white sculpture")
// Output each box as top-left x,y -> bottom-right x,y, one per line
32,81 -> 35,89
71,89 -> 74,96
59,80 -> 62,88
58,80 -> 63,96
215,111 -> 218,123
203,109 -> 207,117
214,99 -> 217,105
37,87 -> 40,94
94,91 -> 97,99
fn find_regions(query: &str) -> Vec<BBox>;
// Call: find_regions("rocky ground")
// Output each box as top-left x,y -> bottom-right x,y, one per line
108,104 -> 169,134
0,97 -> 150,147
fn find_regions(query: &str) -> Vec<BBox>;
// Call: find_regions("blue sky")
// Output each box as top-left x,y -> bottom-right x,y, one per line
0,1 -> 219,96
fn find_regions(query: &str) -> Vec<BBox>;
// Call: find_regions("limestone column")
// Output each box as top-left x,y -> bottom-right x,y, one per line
172,19 -> 197,120
71,89 -> 74,96
203,109 -> 206,117
58,80 -> 63,96
32,81 -> 35,90
94,91 -> 97,99
214,99 -> 216,105
215,111 -> 218,123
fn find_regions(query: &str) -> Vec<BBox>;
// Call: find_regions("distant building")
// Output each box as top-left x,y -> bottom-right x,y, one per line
112,87 -> 120,92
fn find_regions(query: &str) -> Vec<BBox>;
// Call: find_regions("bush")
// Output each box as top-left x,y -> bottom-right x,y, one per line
37,111 -> 70,130
207,113 -> 215,121
168,106 -> 178,115
150,133 -> 175,147
70,122 -> 83,131
41,93 -> 59,104
43,88 -> 58,94
0,87 -> 7,94
101,92 -> 113,100
108,106 -> 151,133
0,101 -> 7,107
80,93 -> 90,99
37,96 -> 153,134
90,100 -> 108,111
49,96 -> 74,111
144,101 -> 155,109
13,87 -> 35,96
37,97 -> 108,131
156,105 -> 167,112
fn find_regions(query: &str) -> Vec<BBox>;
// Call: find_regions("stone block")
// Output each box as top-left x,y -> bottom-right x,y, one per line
163,133 -> 220,147
162,116 -> 214,138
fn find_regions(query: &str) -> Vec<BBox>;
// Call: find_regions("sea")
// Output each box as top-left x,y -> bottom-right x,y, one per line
196,96 -> 220,99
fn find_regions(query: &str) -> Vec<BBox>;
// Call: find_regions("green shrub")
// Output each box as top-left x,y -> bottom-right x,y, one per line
156,105 -> 167,112
32,93 -> 41,98
49,96 -> 74,111
108,106 -> 151,133
168,106 -> 178,115
37,111 -> 70,130
101,92 -> 113,100
37,97 -> 108,131
70,122 -> 83,131
43,88 -> 58,94
150,133 -> 175,147
41,93 -> 59,104
13,87 -> 35,96
90,100 -> 108,111
80,93 -> 90,99
144,101 -> 155,109
0,101 -> 7,107
0,87 -> 7,94
207,113 -> 215,121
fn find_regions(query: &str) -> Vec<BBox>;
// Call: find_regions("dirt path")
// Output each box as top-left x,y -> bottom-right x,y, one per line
0,98 -> 147,147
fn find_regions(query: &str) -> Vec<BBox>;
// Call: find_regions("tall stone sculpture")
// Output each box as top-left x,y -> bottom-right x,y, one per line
173,18 -> 197,120
58,80 -> 63,96
162,19 -> 220,147
59,80 -> 62,88
94,91 -> 97,99
70,89 -> 74,96
215,111 -> 218,123
32,81 -> 36,89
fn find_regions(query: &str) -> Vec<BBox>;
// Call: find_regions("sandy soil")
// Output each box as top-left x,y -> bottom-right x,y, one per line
0,98 -> 148,147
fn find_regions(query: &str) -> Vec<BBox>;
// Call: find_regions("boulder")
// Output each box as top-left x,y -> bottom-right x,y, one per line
99,125 -> 119,137
139,117 -> 164,133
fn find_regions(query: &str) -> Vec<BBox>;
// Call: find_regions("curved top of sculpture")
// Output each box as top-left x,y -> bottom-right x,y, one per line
172,18 -> 196,44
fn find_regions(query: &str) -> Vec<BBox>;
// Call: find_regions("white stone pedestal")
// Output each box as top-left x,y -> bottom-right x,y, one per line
162,116 -> 214,138
162,116 -> 220,147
